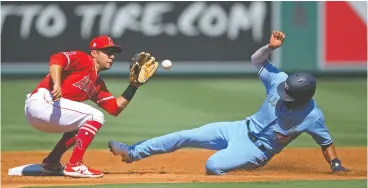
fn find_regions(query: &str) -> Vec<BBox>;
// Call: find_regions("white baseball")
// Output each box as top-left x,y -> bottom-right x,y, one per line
161,60 -> 172,70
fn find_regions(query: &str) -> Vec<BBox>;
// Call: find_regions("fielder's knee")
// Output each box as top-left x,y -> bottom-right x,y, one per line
205,159 -> 225,175
90,109 -> 105,125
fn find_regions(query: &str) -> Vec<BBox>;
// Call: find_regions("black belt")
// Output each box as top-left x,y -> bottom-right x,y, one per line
246,120 -> 267,152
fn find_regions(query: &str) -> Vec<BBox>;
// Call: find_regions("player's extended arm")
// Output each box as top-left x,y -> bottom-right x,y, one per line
321,143 -> 350,173
97,53 -> 157,116
96,83 -> 141,117
251,45 -> 274,70
251,31 -> 285,70
114,83 -> 141,114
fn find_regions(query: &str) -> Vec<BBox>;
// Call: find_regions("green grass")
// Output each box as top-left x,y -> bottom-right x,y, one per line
1,78 -> 366,151
26,180 -> 367,188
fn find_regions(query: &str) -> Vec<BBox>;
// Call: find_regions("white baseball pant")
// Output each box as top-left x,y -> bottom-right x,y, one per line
24,88 -> 105,133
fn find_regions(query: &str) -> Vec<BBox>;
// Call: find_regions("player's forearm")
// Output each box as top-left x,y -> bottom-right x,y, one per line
98,85 -> 139,116
116,96 -> 130,110
322,143 -> 338,163
50,64 -> 63,86
322,143 -> 349,172
251,45 -> 274,69
116,84 -> 139,110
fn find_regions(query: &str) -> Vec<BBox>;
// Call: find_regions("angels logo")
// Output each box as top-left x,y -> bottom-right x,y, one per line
72,75 -> 97,98
107,37 -> 113,45
75,138 -> 83,149
274,130 -> 290,141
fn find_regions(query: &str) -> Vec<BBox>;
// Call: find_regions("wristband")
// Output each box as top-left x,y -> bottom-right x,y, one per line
121,84 -> 138,101
330,158 -> 341,169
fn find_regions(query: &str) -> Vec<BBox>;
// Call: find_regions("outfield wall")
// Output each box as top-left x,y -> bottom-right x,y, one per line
1,2 -> 366,76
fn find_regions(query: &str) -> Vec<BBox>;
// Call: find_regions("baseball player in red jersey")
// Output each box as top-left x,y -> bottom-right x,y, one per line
24,36 -> 158,178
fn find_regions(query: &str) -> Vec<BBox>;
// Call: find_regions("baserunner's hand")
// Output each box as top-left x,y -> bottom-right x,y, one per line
268,31 -> 286,50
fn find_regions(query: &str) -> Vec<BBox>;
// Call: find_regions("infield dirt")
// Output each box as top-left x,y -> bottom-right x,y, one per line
2,148 -> 367,188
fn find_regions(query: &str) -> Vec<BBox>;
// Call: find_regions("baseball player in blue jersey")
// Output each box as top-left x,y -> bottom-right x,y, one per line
108,31 -> 349,175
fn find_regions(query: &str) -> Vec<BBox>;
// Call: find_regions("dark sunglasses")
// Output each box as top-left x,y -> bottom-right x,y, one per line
100,47 -> 118,54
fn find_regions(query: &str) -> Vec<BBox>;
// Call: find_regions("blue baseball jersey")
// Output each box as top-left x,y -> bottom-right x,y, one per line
116,60 -> 334,175
247,61 -> 333,154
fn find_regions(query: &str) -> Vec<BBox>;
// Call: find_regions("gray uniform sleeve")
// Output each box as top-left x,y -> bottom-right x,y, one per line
251,45 -> 287,92
251,45 -> 273,70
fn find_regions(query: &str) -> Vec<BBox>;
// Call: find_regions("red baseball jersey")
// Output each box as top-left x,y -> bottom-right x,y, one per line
33,50 -> 113,107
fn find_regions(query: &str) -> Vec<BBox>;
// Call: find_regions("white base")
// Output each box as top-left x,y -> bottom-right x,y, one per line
8,164 -> 41,176
8,164 -> 63,176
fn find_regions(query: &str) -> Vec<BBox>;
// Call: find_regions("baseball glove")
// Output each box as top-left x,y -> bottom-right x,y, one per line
129,52 -> 159,85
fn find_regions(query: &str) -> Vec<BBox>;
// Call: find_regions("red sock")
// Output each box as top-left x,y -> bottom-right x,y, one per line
68,121 -> 102,164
